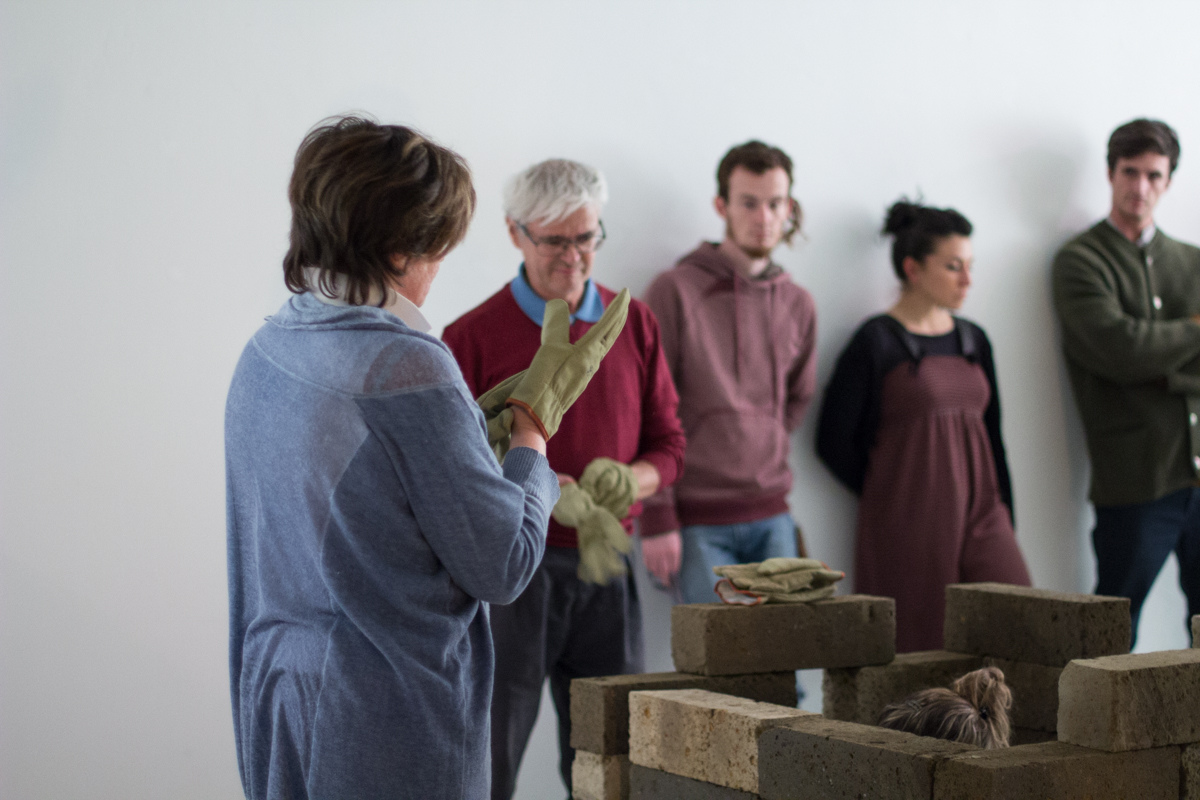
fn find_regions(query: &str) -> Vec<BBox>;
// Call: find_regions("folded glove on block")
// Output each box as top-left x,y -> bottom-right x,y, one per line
552,482 -> 631,585
476,289 -> 631,461
713,557 -> 845,605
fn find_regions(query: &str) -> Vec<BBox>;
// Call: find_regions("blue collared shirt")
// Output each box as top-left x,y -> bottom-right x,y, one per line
509,265 -> 605,326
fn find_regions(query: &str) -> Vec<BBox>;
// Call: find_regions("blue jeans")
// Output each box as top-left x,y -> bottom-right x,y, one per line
1093,486 -> 1200,648
678,512 -> 798,605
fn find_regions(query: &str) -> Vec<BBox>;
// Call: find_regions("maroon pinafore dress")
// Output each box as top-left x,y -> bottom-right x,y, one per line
854,355 -> 1031,652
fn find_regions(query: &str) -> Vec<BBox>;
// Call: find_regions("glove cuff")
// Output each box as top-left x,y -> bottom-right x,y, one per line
505,398 -> 549,439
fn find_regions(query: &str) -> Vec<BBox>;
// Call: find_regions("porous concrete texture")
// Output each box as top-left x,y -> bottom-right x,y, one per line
671,595 -> 894,676
1193,615 -> 1199,647
1183,742 -> 1200,800
943,583 -> 1130,667
1011,727 -> 1057,746
572,751 -> 629,800
933,740 -> 1180,799
628,689 -> 812,793
757,715 -> 976,800
1058,648 -> 1200,751
628,764 -> 760,800
822,650 -> 983,724
981,656 -> 1061,732
571,671 -> 797,755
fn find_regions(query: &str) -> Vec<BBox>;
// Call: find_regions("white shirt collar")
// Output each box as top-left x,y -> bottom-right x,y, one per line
303,266 -> 432,333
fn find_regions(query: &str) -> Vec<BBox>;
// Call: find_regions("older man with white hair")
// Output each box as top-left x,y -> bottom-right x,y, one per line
443,159 -> 686,799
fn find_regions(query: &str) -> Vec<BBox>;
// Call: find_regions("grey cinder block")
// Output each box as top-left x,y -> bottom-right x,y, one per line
757,715 -> 975,800
933,740 -> 1180,799
628,689 -> 812,794
943,583 -> 1130,667
628,764 -> 759,800
822,650 -> 983,724
672,595 -> 894,676
1057,648 -> 1200,751
571,671 -> 797,755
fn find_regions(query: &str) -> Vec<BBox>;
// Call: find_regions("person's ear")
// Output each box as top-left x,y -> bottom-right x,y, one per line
506,217 -> 522,249
902,255 -> 921,282
713,195 -> 728,220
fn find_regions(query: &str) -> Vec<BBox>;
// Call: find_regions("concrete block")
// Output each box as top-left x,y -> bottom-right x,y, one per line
1058,648 -> 1200,751
981,656 -> 1061,732
672,595 -> 895,676
933,740 -> 1180,799
571,671 -> 797,755
1011,727 -> 1057,746
628,764 -> 759,800
628,689 -> 813,793
943,583 -> 1129,667
572,751 -> 629,800
1183,742 -> 1200,800
822,650 -> 983,724
757,715 -> 975,800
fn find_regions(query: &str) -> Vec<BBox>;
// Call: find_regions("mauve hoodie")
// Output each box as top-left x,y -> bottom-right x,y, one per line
642,242 -> 817,534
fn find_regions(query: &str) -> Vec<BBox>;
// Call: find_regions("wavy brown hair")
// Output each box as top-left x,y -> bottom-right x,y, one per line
876,667 -> 1012,749
716,140 -> 802,243
282,116 -> 475,306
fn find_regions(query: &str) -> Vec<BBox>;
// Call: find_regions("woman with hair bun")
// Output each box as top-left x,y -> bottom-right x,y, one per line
816,199 -> 1030,652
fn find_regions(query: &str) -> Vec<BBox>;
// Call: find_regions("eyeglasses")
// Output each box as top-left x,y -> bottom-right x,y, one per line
518,220 -> 607,256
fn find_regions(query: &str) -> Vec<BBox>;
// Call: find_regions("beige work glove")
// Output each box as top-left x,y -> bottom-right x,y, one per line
713,558 -> 845,604
476,371 -> 525,462
579,457 -> 638,519
553,482 -> 631,585
506,290 -> 630,439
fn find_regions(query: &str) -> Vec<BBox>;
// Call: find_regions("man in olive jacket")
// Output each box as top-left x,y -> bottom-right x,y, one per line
1053,118 -> 1200,645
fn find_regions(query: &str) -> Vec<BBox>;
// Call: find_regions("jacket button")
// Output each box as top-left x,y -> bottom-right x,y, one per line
1192,413 -> 1198,426
1154,296 -> 1163,310
1194,456 -> 1200,471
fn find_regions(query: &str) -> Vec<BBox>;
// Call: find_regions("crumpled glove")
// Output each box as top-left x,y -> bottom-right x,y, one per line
476,370 -> 525,462
553,482 -> 631,585
506,289 -> 631,439
579,457 -> 638,519
712,557 -> 845,605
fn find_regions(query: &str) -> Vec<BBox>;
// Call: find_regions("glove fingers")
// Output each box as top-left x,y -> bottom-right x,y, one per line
541,298 -> 571,345
574,288 -> 630,356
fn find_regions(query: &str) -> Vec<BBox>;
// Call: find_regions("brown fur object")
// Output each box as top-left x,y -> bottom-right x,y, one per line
876,666 -> 1012,748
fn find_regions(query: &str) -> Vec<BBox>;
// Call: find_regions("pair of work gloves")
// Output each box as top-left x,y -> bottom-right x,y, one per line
473,289 -> 636,584
475,289 -> 630,461
712,558 -> 845,605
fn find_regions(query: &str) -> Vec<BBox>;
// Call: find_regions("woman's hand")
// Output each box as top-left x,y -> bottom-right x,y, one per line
509,405 -> 547,456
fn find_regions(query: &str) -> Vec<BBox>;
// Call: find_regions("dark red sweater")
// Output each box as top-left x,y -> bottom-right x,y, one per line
443,282 -> 686,549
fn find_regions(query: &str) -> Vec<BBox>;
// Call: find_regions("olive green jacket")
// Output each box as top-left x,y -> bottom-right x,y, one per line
1052,221 -> 1200,507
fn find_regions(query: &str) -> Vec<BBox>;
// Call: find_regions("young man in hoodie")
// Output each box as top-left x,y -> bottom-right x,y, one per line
641,141 -> 818,604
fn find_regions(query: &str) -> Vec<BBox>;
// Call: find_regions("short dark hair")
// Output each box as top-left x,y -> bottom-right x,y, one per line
716,140 -> 802,243
877,667 -> 1012,749
1107,118 -> 1180,175
282,116 -> 475,305
882,198 -> 973,282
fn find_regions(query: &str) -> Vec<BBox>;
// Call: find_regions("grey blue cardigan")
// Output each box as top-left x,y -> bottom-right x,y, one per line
225,292 -> 558,799
1053,221 -> 1200,506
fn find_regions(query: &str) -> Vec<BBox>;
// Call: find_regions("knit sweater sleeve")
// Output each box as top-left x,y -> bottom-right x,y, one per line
357,376 -> 558,605
633,301 -> 686,496
1052,238 -> 1200,384
815,321 -> 880,494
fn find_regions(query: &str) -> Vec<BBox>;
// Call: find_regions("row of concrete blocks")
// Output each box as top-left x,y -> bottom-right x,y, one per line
572,583 -> 1200,799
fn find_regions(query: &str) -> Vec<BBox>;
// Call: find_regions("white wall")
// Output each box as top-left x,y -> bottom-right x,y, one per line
3,2 -> 1199,797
